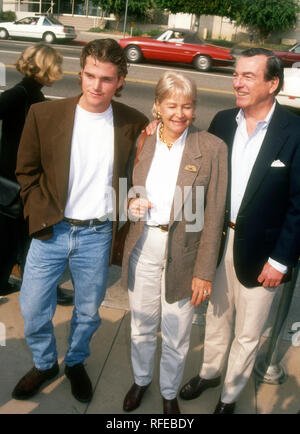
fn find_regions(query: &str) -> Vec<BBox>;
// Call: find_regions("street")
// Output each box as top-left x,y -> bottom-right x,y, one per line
0,39 -> 236,130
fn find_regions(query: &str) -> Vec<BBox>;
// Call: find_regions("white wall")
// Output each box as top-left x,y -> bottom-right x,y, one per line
168,13 -> 193,29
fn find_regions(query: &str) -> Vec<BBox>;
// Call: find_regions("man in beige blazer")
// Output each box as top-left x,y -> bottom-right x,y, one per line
12,39 -> 147,403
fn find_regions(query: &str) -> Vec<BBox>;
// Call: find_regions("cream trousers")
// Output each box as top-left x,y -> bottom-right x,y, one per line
128,226 -> 195,400
200,228 -> 280,403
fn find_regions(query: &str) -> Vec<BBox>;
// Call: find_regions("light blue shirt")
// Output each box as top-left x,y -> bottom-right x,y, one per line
231,102 -> 287,274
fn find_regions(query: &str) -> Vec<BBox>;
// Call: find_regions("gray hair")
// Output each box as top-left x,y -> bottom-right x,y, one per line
152,71 -> 197,118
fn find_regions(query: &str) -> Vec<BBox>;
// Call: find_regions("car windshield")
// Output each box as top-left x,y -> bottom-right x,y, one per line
45,16 -> 63,25
156,30 -> 203,45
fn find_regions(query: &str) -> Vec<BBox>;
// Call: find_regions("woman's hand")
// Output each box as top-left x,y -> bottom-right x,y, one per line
191,278 -> 212,306
129,198 -> 152,220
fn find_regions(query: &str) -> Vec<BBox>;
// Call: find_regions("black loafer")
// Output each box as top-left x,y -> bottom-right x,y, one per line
65,363 -> 93,403
0,282 -> 20,296
179,375 -> 221,400
123,383 -> 150,412
163,397 -> 181,414
12,361 -> 59,400
214,399 -> 236,414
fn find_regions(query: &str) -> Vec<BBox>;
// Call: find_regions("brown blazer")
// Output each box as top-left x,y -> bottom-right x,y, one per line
15,95 -> 148,252
121,124 -> 228,303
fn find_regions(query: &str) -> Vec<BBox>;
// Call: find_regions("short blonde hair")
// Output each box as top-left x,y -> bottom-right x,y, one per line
16,43 -> 63,85
152,71 -> 197,118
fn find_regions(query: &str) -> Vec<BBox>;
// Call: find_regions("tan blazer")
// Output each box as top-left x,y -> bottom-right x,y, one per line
121,124 -> 228,304
16,95 -> 148,252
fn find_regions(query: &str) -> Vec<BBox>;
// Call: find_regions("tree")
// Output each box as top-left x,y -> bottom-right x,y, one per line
154,0 -> 299,41
92,0 -> 155,28
153,0 -> 238,16
234,0 -> 299,41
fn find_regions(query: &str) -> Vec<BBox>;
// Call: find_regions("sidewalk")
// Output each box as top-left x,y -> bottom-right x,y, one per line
0,263 -> 299,415
72,30 -> 122,45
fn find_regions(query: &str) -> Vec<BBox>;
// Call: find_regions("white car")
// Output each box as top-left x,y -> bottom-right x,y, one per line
0,15 -> 76,44
277,67 -> 300,109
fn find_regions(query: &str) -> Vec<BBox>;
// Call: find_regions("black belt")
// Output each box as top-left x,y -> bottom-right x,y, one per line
63,217 -> 107,227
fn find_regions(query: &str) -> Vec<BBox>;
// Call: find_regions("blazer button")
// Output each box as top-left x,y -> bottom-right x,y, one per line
168,257 -> 172,263
41,222 -> 47,228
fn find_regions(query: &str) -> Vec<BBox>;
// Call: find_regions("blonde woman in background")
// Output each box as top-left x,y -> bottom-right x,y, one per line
121,71 -> 228,414
0,43 -> 63,297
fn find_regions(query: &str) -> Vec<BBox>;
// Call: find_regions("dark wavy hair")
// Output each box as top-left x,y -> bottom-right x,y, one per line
241,47 -> 284,95
79,38 -> 128,97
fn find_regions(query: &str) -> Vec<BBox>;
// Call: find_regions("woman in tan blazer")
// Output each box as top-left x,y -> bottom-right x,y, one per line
121,71 -> 228,414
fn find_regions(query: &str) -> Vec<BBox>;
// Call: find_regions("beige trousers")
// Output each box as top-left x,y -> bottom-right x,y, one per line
200,228 -> 279,403
128,226 -> 195,400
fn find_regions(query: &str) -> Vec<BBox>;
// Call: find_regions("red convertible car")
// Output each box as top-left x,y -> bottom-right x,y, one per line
118,28 -> 235,72
274,42 -> 300,67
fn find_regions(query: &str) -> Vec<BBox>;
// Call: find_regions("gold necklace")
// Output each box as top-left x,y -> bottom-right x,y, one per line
159,123 -> 173,150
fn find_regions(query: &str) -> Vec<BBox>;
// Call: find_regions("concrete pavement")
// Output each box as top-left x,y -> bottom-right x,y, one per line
0,263 -> 299,415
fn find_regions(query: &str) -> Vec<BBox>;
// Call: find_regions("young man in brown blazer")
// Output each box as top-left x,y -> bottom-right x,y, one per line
12,39 -> 148,403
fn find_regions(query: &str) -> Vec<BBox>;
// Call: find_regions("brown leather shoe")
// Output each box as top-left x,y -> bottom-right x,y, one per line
123,383 -> 150,412
214,399 -> 236,414
65,363 -> 93,403
179,375 -> 221,400
163,397 -> 181,414
12,362 -> 59,400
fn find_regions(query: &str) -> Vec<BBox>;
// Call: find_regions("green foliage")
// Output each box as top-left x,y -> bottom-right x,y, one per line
234,0 -> 299,40
207,38 -> 236,48
153,0 -> 237,16
92,0 -> 155,20
146,28 -> 163,38
88,27 -> 108,33
0,10 -> 17,22
154,0 -> 299,41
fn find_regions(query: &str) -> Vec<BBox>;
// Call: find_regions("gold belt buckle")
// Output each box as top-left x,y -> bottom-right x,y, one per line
159,225 -> 168,232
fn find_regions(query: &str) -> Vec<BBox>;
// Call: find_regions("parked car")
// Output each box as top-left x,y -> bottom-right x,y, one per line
274,43 -> 300,67
276,67 -> 300,109
0,15 -> 76,44
118,28 -> 235,72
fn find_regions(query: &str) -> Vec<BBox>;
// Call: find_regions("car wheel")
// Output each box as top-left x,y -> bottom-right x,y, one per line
43,32 -> 56,44
194,55 -> 212,72
125,46 -> 143,63
0,28 -> 9,40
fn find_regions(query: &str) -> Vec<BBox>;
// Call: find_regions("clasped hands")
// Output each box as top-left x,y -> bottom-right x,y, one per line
129,198 -> 152,219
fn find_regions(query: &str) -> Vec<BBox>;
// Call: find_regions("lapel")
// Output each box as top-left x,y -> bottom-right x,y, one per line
112,100 -> 139,194
238,103 -> 290,214
169,125 -> 202,226
132,132 -> 156,191
53,95 -> 80,208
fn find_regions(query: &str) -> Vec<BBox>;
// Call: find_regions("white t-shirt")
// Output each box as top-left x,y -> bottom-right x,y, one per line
64,104 -> 114,220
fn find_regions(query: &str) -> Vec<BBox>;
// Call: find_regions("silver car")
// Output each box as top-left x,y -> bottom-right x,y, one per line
0,15 -> 76,44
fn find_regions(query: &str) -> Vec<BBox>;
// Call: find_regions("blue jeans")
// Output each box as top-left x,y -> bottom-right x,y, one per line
20,220 -> 112,370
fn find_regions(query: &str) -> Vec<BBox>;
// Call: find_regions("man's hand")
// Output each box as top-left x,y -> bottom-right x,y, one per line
191,278 -> 212,306
142,120 -> 159,136
128,198 -> 152,219
257,262 -> 284,288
